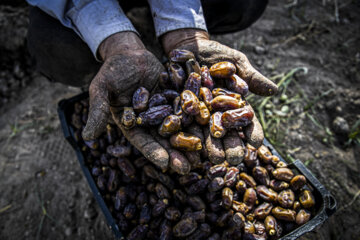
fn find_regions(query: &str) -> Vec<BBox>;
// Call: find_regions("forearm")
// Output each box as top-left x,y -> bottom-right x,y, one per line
27,0 -> 138,60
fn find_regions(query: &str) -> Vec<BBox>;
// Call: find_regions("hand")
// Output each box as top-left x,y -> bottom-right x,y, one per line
82,32 -> 169,170
161,29 -> 277,147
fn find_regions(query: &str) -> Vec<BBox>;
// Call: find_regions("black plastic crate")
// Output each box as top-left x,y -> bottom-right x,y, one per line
57,92 -> 336,240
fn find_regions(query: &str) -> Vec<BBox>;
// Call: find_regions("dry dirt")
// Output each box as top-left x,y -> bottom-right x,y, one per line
0,0 -> 359,239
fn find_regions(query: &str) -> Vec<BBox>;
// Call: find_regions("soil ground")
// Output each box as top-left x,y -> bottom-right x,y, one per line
0,0 -> 359,239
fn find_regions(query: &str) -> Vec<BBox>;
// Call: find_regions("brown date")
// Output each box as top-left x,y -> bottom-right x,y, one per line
187,196 -> 206,211
296,209 -> 311,225
155,183 -> 170,199
293,201 -> 301,212
209,61 -> 236,78
152,199 -> 169,217
207,162 -> 228,179
136,192 -> 148,208
225,74 -> 249,96
158,115 -> 181,137
185,59 -> 201,75
269,179 -> 289,192
132,87 -> 149,112
211,95 -> 242,112
290,175 -> 307,191
208,177 -> 225,192
165,206 -> 181,221
212,88 -> 242,100
181,90 -> 201,115
243,188 -> 258,207
254,202 -> 273,220
253,166 -> 270,186
168,62 -> 186,91
256,185 -> 278,203
199,87 -> 213,110
179,172 -> 202,186
184,72 -> 202,96
170,132 -> 202,151
107,144 -> 131,157
222,187 -> 234,209
232,212 -> 245,229
299,190 -> 315,209
232,201 -> 250,215
169,49 -> 195,63
209,112 -> 227,138
159,219 -> 172,240
271,207 -> 296,222
180,112 -> 193,127
185,179 -> 209,195
117,157 -> 136,178
139,204 -> 152,224
257,145 -> 273,164
163,89 -> 179,102
216,210 -> 234,227
115,187 -> 127,211
173,189 -> 187,204
278,189 -> 295,208
173,217 -> 197,237
136,105 -> 173,126
107,169 -> 120,192
272,168 -> 294,182
239,172 -> 257,188
188,223 -> 211,240
200,66 -> 215,90
120,107 -> 136,129
244,221 -> 256,234
148,93 -> 167,108
195,101 -> 211,125
143,164 -> 159,179
244,144 -> 258,168
224,167 -> 239,187
222,106 -> 254,128
235,180 -> 247,194
127,225 -> 148,240
123,203 -> 137,219
173,96 -> 183,116
264,215 -> 278,236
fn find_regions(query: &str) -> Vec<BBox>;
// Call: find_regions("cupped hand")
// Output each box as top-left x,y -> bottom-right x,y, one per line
162,29 -> 276,147
82,32 -> 170,170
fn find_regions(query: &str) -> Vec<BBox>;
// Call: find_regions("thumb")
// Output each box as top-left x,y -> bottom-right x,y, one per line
234,52 -> 278,96
82,77 -> 110,140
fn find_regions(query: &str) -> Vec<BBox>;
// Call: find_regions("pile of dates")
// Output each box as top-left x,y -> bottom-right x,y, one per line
70,50 -> 316,240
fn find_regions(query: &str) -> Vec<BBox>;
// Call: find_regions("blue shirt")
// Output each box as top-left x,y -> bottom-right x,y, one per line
27,0 -> 207,60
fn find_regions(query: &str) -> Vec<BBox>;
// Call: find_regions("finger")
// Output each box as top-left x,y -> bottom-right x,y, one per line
150,129 -> 191,175
82,77 -> 110,140
223,130 -> 245,165
243,105 -> 264,148
235,53 -> 278,96
113,111 -> 169,171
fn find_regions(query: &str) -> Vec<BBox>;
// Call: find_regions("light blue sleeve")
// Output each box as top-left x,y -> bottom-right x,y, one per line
147,0 -> 208,37
27,0 -> 138,60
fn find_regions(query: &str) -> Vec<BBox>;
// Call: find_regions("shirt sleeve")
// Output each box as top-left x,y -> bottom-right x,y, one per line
147,0 -> 208,37
27,0 -> 138,60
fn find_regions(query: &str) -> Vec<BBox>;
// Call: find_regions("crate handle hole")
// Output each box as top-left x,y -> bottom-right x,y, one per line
325,195 -> 336,216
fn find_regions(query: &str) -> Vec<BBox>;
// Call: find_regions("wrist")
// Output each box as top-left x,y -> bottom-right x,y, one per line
161,29 -> 209,55
99,31 -> 145,61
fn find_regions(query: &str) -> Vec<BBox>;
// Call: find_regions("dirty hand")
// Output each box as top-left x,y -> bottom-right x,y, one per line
82,32 -> 170,170
162,29 -> 278,147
